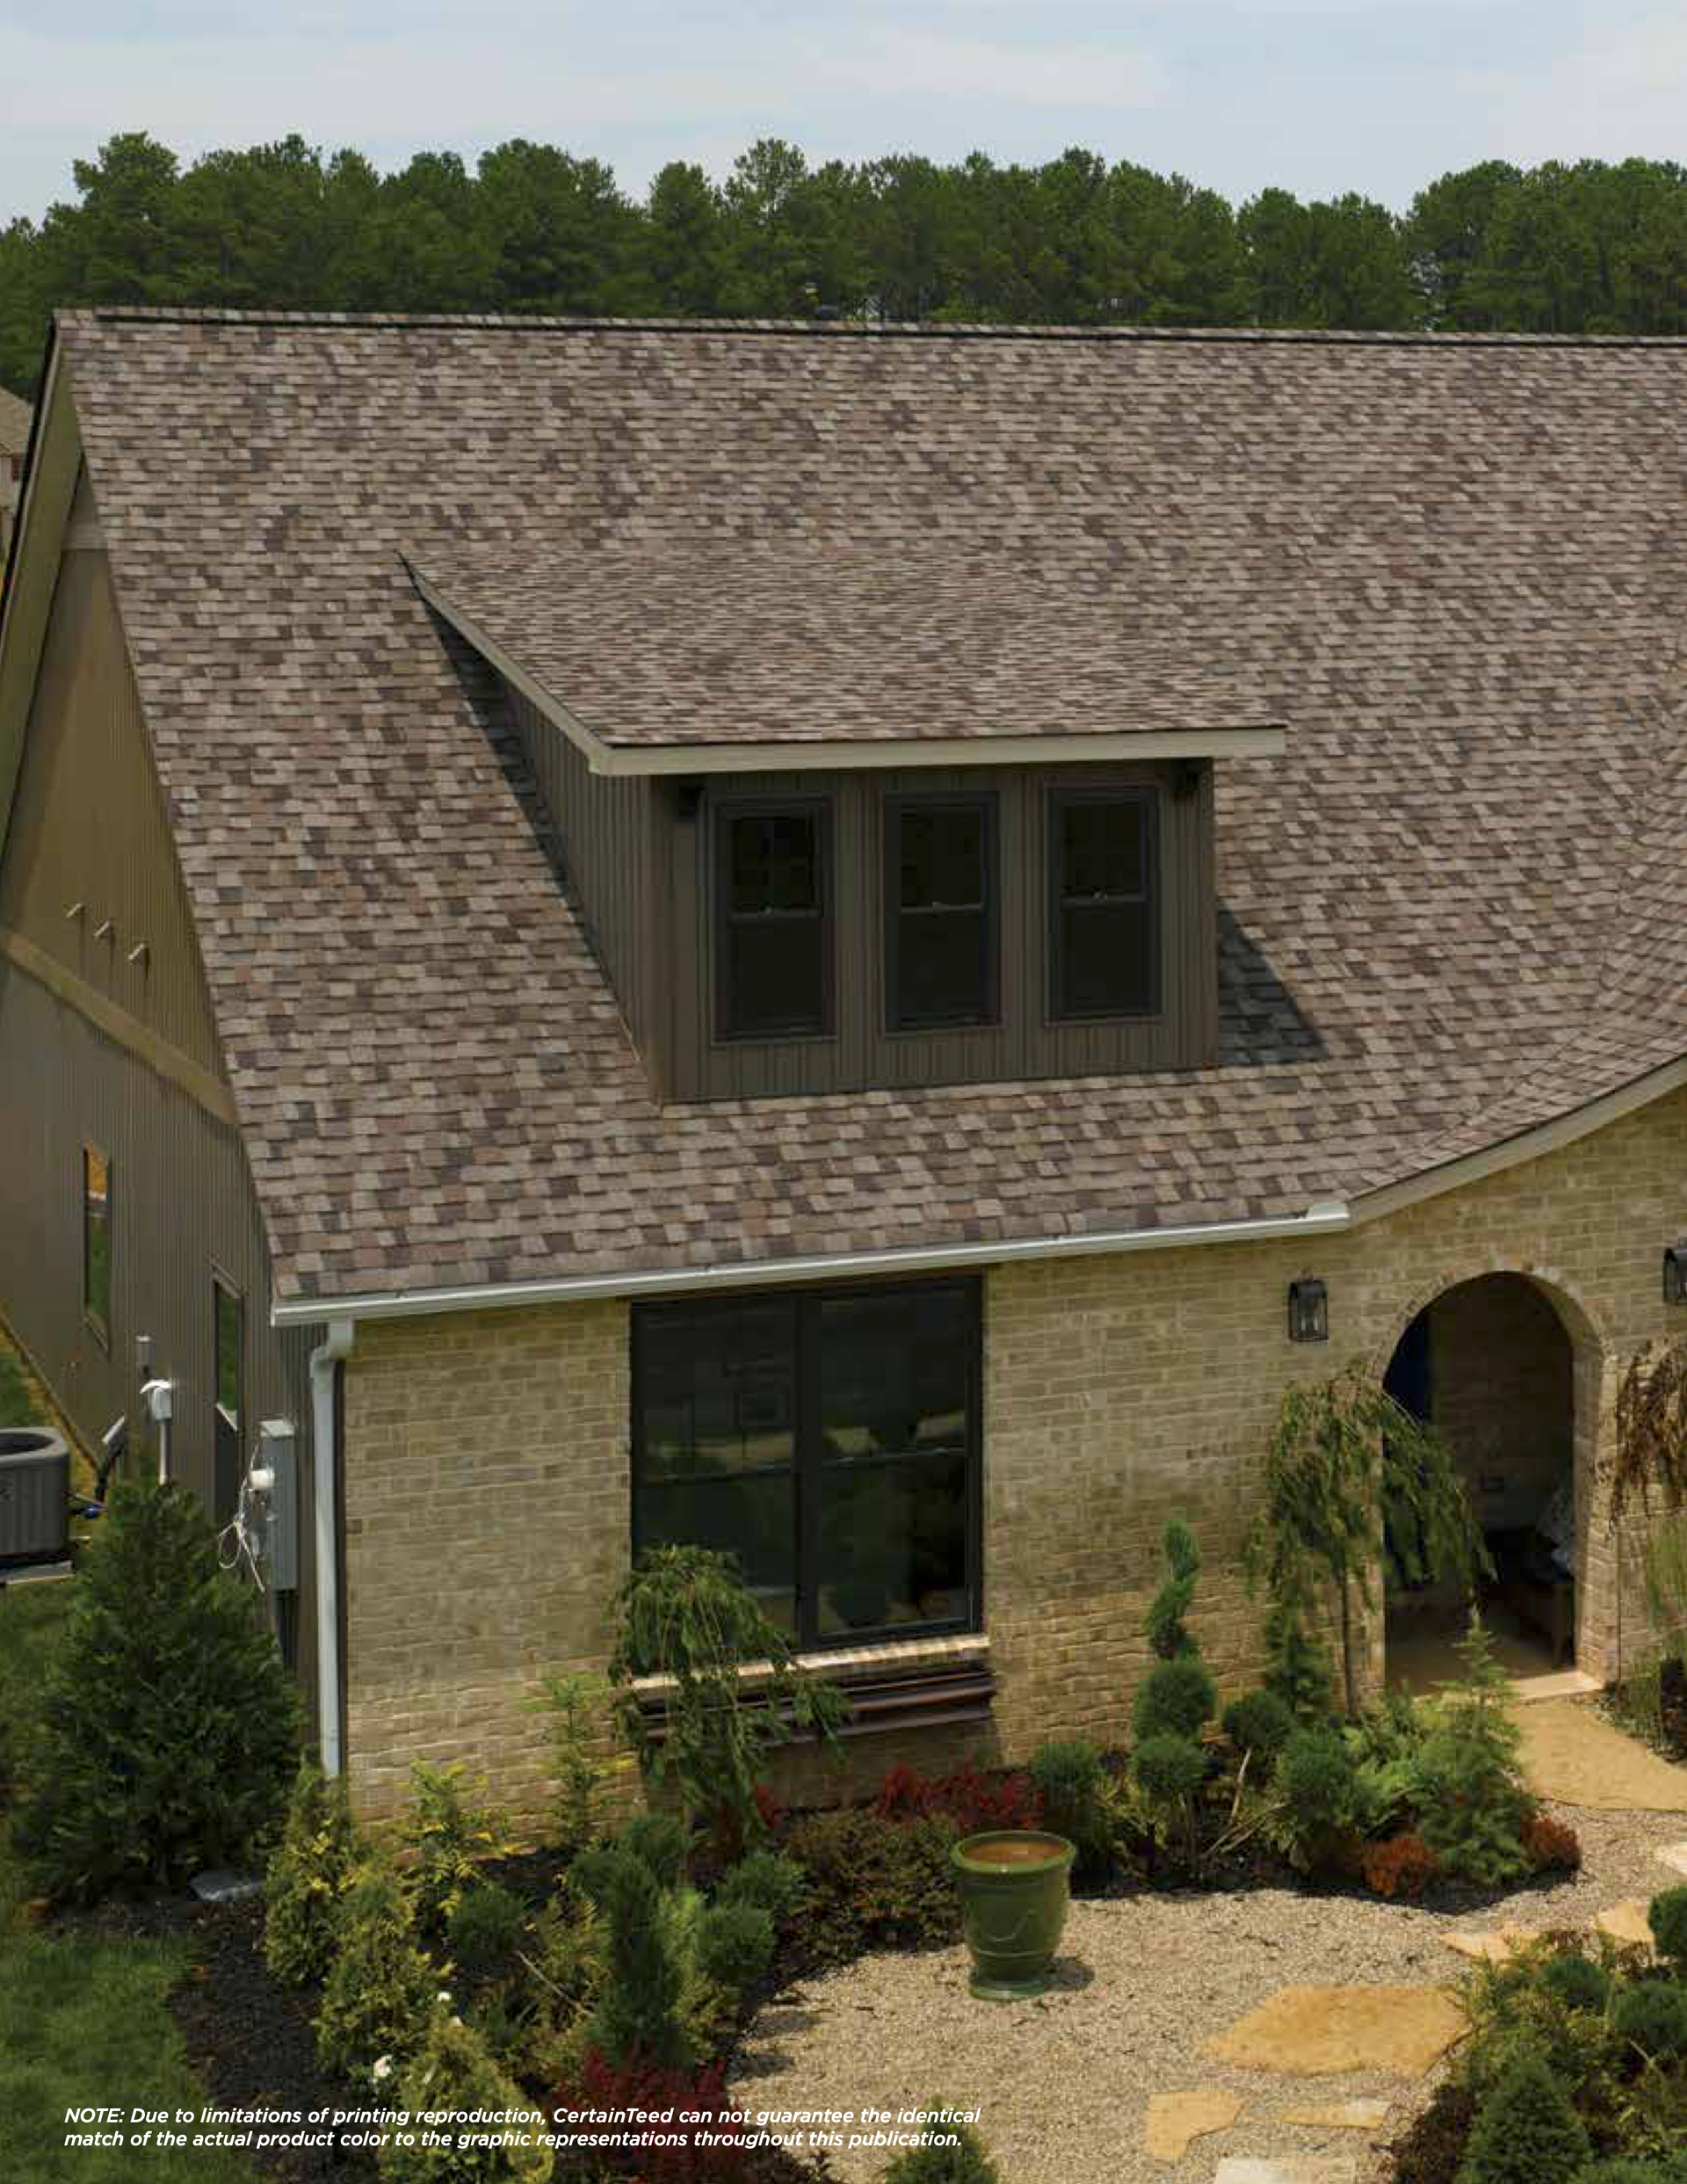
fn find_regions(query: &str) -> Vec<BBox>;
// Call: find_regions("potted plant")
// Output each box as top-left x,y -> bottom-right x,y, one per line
951,1829 -> 1075,2000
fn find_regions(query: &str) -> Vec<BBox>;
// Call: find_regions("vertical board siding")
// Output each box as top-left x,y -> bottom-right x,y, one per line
0,544 -> 221,1076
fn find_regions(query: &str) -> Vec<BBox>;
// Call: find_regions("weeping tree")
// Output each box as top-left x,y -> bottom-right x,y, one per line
1246,1363 -> 1490,1718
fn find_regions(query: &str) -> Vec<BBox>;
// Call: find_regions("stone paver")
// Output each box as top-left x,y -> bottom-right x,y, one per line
1213,2159 -> 1358,2184
1519,1702 -> 1687,1811
1205,1985 -> 1465,2079
1143,2089 -> 1242,2162
1441,1926 -> 1541,1963
1655,1840 -> 1687,1878
1278,2098 -> 1391,2132
1595,1898 -> 1657,1950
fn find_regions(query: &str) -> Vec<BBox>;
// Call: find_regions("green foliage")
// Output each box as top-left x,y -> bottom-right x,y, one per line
1133,1655 -> 1217,1742
1642,1514 -> 1687,1667
1346,1689 -> 1430,1839
615,1810 -> 690,1890
1221,1689 -> 1296,1772
1649,1887 -> 1687,1974
377,2005 -> 552,2184
1275,1724 -> 1359,1875
1415,1617 -> 1533,1889
1028,1738 -> 1110,1859
446,1882 -> 528,1987
1539,1954 -> 1611,2015
715,1847 -> 806,1926
693,1899 -> 776,1999
785,1808 -> 959,1965
1145,1519 -> 1202,1659
314,1855 -> 438,2079
1456,2050 -> 1591,2184
608,1545 -> 848,1857
1132,1733 -> 1206,1804
529,1669 -> 624,1857
1576,2160 -> 1687,2184
1610,1982 -> 1687,2062
515,1890 -> 606,2087
1262,1598 -> 1337,1723
264,1760 -> 361,1988
587,1844 -> 692,2068
881,2103 -> 1001,2184
1456,1941 -> 1623,2111
402,1762 -> 513,1939
16,1475 -> 300,1900
1249,1362 -> 1489,1716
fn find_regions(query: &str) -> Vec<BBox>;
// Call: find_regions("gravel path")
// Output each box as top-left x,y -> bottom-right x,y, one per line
732,1802 -> 1687,2184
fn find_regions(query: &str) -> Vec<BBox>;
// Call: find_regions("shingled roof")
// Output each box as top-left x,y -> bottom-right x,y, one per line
38,309 -> 1687,1309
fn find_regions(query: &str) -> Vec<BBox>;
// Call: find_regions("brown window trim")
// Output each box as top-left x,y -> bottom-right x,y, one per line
712,795 -> 836,1044
1046,781 -> 1162,1025
883,790 -> 1001,1034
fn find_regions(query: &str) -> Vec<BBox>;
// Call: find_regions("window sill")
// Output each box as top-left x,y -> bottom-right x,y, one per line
630,1631 -> 994,1742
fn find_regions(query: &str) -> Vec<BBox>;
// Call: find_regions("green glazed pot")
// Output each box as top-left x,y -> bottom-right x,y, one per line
952,1830 -> 1075,2000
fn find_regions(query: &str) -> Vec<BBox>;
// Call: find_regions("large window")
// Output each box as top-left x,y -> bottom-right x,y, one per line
716,803 -> 831,1040
885,795 -> 997,1030
214,1273 -> 244,1521
633,1281 -> 980,1647
1048,787 -> 1158,1020
81,1143 -> 112,1347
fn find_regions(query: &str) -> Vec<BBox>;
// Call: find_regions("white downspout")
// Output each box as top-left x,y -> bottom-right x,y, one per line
310,1319 -> 355,1778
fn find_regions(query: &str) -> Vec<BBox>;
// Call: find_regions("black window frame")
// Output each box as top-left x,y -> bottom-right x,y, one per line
883,791 -> 1000,1034
81,1142 -> 112,1351
630,1276 -> 984,1652
713,796 -> 835,1043
1046,783 -> 1161,1024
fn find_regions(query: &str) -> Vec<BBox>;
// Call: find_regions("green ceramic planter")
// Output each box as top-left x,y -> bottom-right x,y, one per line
952,1830 -> 1075,2000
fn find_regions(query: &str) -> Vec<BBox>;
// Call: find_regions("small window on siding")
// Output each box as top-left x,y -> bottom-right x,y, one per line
886,795 -> 997,1031
82,1144 -> 112,1348
716,803 -> 831,1040
214,1273 -> 244,1522
1048,787 -> 1158,1020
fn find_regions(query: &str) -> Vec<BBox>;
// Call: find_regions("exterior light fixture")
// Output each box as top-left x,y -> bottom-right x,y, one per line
1288,1277 -> 1329,1343
1665,1243 -> 1687,1306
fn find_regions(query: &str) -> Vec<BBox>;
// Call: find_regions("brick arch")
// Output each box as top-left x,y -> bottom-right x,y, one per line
1370,1258 -> 1611,1382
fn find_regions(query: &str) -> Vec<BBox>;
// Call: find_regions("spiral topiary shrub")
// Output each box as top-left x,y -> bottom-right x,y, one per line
1133,1655 -> 1217,1743
1222,1688 -> 1295,1773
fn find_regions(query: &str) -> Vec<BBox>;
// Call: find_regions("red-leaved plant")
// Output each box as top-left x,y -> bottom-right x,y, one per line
874,1760 -> 1042,1833
552,2052 -> 756,2183
1360,1832 -> 1440,1901
1520,1810 -> 1582,1874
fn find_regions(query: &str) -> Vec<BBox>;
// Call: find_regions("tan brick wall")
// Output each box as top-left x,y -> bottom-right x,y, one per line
339,1083 -> 1687,1826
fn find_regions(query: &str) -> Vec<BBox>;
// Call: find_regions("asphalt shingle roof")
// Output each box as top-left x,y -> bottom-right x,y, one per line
51,309 -> 1687,1308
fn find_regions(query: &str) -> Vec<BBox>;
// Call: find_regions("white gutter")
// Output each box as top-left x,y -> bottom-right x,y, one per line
308,1318 -> 354,1777
272,1201 -> 1352,1329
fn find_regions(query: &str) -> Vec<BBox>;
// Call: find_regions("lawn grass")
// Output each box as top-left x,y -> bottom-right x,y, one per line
0,1339 -> 44,1428
0,1584 -> 254,2183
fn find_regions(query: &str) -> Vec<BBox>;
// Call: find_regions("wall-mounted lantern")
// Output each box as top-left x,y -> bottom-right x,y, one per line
1665,1243 -> 1687,1307
1288,1277 -> 1329,1344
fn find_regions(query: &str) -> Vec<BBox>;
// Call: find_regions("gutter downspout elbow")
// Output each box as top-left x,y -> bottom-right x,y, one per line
309,1318 -> 355,1779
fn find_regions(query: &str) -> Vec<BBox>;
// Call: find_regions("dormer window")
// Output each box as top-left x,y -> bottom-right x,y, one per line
716,802 -> 832,1041
1049,787 -> 1158,1021
886,794 -> 998,1031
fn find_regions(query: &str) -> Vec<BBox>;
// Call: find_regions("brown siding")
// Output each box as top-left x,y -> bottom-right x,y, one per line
0,538 -> 221,1076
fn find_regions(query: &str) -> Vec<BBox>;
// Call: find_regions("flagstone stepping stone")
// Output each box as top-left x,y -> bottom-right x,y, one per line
1442,1927 -> 1540,1963
1656,1841 -> 1687,1878
1213,2159 -> 1358,2184
1205,1984 -> 1465,2079
1518,1701 -> 1687,1811
1144,2089 -> 1242,2162
1279,2099 -> 1391,2133
1595,1898 -> 1657,1951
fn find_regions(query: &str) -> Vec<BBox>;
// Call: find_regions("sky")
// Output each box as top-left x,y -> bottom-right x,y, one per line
1,0 -> 1684,226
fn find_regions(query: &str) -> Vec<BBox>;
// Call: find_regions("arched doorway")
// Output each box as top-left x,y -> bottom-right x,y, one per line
1384,1272 -> 1581,1693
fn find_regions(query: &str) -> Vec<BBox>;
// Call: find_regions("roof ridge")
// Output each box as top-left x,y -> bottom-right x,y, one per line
62,305 -> 1687,350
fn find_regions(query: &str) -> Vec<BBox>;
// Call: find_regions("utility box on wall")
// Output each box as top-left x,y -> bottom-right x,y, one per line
257,1418 -> 298,1592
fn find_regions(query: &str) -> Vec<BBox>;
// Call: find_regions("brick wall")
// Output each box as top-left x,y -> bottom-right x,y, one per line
340,1082 -> 1687,1825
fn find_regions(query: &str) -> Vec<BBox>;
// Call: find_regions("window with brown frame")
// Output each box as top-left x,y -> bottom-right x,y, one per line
885,794 -> 998,1031
715,802 -> 832,1040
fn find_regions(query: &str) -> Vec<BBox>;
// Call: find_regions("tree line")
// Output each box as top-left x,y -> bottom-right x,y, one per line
5,131 -> 1687,395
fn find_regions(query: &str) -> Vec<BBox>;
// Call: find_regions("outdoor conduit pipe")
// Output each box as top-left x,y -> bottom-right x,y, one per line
310,1318 -> 355,1779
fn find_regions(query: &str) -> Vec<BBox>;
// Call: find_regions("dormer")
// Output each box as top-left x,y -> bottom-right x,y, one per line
411,548 -> 1284,1103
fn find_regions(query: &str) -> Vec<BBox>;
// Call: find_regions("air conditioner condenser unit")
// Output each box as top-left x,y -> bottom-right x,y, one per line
0,1429 -> 71,1564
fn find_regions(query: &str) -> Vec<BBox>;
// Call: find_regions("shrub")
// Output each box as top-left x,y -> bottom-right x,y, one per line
1522,1812 -> 1582,1875
1610,1981 -> 1687,2062
875,1761 -> 1040,1834
1455,2050 -> 1590,2184
714,1848 -> 805,1926
379,2006 -> 551,2184
693,1900 -> 775,1999
264,1761 -> 361,1988
1576,2161 -> 1687,2184
402,1761 -> 513,1939
1262,1598 -> 1336,1723
1539,1953 -> 1610,2014
1415,1617 -> 1533,1889
786,1807 -> 959,1966
1275,1724 -> 1358,1875
1133,1655 -> 1217,1743
588,1844 -> 692,2069
1648,1886 -> 1687,1974
315,1856 -> 438,2079
1027,1738 -> 1107,1858
549,2053 -> 743,2184
16,1476 -> 301,1900
1222,1689 -> 1295,1773
530,1669 -> 625,1858
1362,1832 -> 1439,1900
1146,1519 -> 1202,1659
609,1544 -> 848,1859
617,1810 -> 691,1890
1346,1688 -> 1429,1839
1130,1731 -> 1207,1861
882,2102 -> 1001,2184
518,1890 -> 606,2087
447,1882 -> 528,1988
